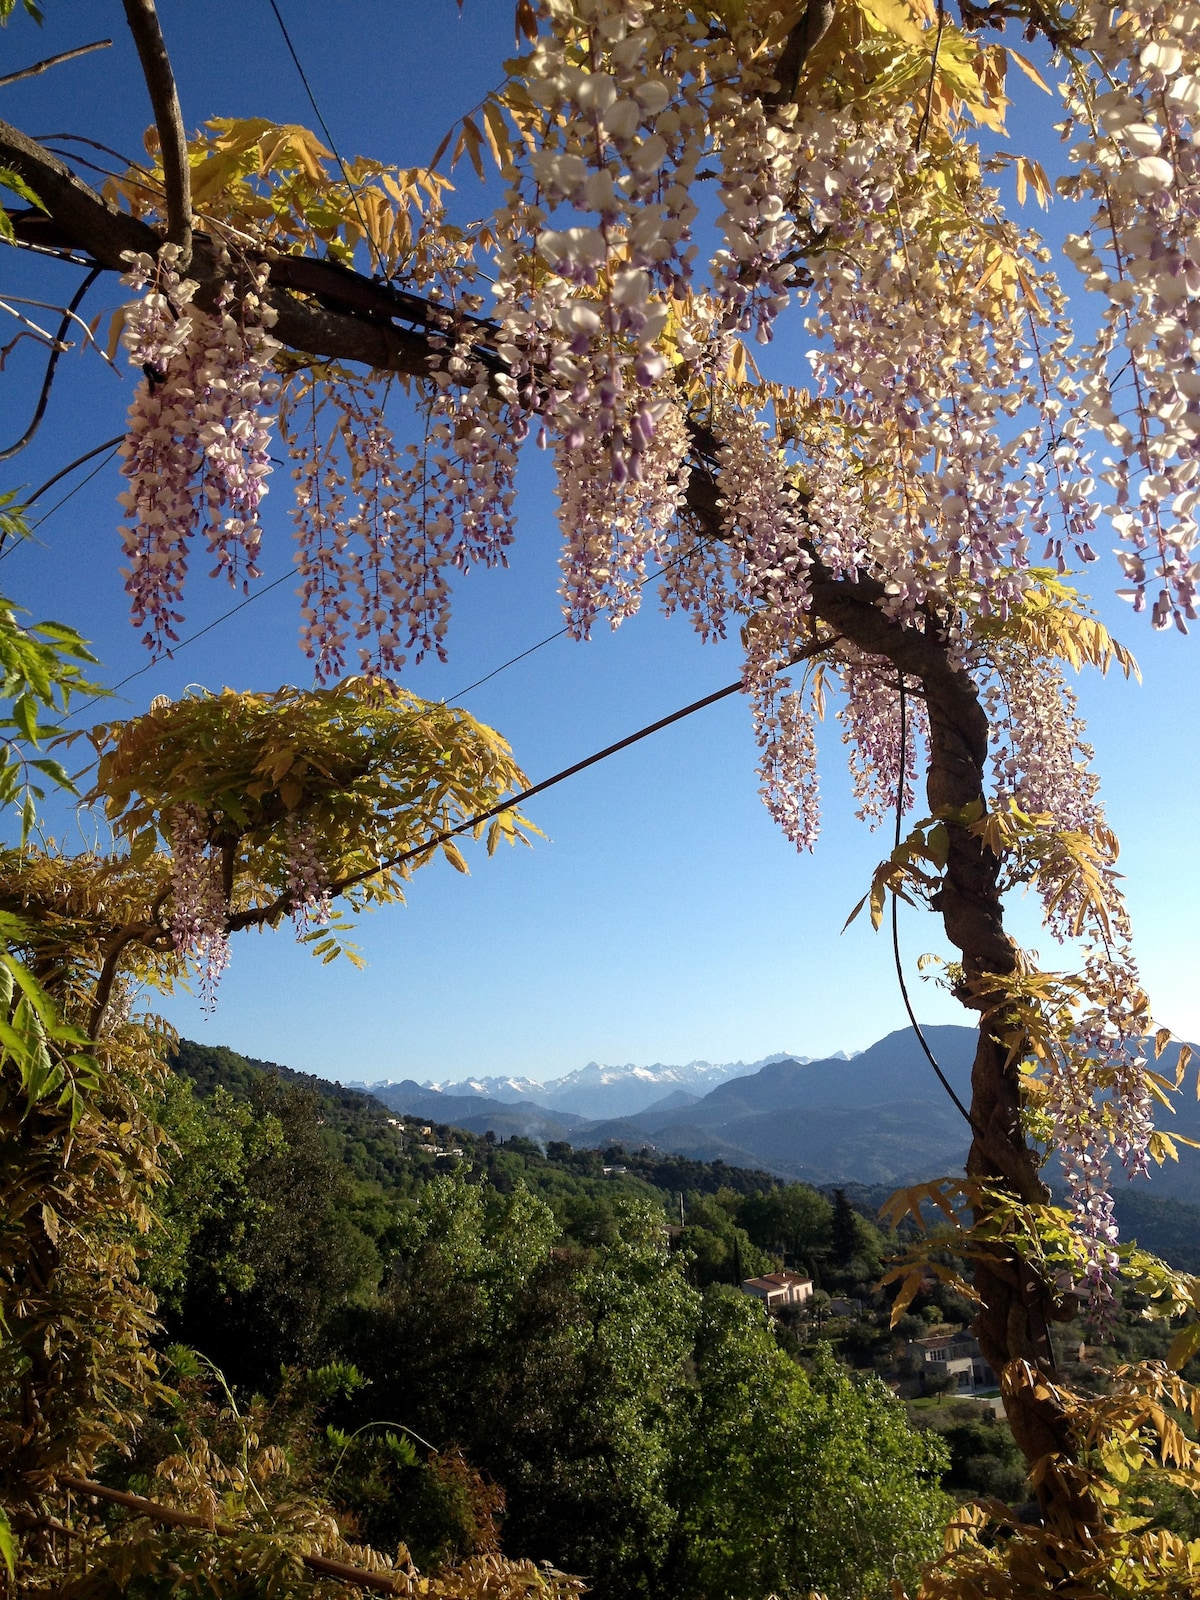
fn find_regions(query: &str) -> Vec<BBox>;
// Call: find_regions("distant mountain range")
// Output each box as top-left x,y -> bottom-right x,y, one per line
355,1027 -> 976,1185
353,1026 -> 1200,1205
344,1051 -> 863,1122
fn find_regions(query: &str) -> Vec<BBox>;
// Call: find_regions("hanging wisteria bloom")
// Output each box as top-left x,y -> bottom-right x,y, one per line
166,801 -> 231,1010
118,247 -> 279,654
1060,0 -> 1200,631
284,814 -> 332,934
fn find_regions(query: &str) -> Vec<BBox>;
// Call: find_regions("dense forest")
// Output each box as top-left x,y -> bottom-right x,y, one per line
155,1041 -> 950,1600
122,1040 -> 1195,1599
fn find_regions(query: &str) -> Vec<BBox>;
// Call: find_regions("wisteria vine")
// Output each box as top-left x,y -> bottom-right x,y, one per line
109,0 -> 1200,1294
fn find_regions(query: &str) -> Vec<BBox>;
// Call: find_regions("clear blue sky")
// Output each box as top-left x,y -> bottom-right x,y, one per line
3,1 -> 1197,1083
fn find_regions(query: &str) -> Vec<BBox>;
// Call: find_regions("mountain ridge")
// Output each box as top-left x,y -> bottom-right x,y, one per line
342,1050 -> 862,1120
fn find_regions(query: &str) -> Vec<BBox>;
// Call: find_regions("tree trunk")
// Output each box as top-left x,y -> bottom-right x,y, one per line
804,561 -> 1101,1533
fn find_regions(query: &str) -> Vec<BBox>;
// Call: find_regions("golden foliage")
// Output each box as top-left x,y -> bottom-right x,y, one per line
82,677 -> 536,921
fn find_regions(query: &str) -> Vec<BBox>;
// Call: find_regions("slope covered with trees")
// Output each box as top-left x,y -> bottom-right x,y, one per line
154,1040 -> 953,1600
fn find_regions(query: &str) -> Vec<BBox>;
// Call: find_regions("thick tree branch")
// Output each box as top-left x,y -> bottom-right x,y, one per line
763,0 -> 836,107
0,118 -> 460,381
119,0 -> 191,265
88,922 -> 165,1039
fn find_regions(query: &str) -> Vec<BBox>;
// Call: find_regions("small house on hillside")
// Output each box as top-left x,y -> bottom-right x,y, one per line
741,1271 -> 813,1311
908,1330 -> 996,1393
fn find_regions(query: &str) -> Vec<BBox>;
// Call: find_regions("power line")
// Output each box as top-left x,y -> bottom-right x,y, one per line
446,537 -> 723,702
263,0 -> 383,274
29,448 -> 121,533
63,568 -> 297,723
0,445 -> 123,565
329,633 -> 838,901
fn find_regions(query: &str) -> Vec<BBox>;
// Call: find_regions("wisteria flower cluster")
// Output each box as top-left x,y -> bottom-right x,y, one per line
1034,942 -> 1153,1314
118,248 -> 279,654
166,799 -> 336,999
284,813 -> 332,934
166,801 -> 230,1009
1061,0 -> 1200,630
279,350 -> 519,682
837,654 -> 926,828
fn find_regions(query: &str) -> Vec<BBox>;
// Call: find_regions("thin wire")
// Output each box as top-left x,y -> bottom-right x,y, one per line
263,0 -> 383,275
446,536 -> 722,701
890,672 -> 974,1129
27,438 -> 126,513
323,634 -> 837,904
0,446 -> 122,565
64,570 -> 297,723
29,449 -> 120,533
319,683 -> 747,901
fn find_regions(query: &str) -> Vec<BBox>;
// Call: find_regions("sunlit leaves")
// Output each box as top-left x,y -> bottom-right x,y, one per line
0,572 -> 101,842
979,572 -> 1140,680
111,117 -> 455,278
78,678 -> 537,989
0,913 -> 100,1124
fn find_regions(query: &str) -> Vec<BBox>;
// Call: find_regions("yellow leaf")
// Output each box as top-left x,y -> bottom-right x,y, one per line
758,1 -> 809,51
458,116 -> 486,182
1005,47 -> 1052,93
441,838 -> 470,873
106,305 -> 128,364
889,1268 -> 924,1326
1148,1130 -> 1180,1165
856,0 -> 929,47
482,100 -> 512,170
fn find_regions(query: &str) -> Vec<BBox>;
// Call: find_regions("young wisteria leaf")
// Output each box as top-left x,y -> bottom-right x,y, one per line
1147,1130 -> 1180,1164
1004,47 -> 1052,93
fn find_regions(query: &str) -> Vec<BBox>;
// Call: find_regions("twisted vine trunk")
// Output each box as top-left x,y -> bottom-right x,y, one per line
804,561 -> 1101,1535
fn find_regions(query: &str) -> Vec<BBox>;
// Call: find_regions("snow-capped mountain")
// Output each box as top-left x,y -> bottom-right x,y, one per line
347,1053 -> 843,1121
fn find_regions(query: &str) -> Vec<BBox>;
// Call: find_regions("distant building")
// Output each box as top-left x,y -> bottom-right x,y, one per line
908,1330 -> 996,1393
741,1271 -> 814,1311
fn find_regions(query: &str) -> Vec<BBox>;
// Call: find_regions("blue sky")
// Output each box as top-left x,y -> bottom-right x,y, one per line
2,1 -> 1197,1083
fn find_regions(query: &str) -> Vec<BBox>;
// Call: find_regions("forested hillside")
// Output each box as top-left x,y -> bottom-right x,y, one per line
149,1039 -> 1200,1600
161,1040 -> 955,1599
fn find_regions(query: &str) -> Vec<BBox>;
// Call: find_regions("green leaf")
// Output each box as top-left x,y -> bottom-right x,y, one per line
925,821 -> 950,871
0,1505 -> 14,1583
28,755 -> 75,790
12,693 -> 38,744
0,164 -> 45,212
